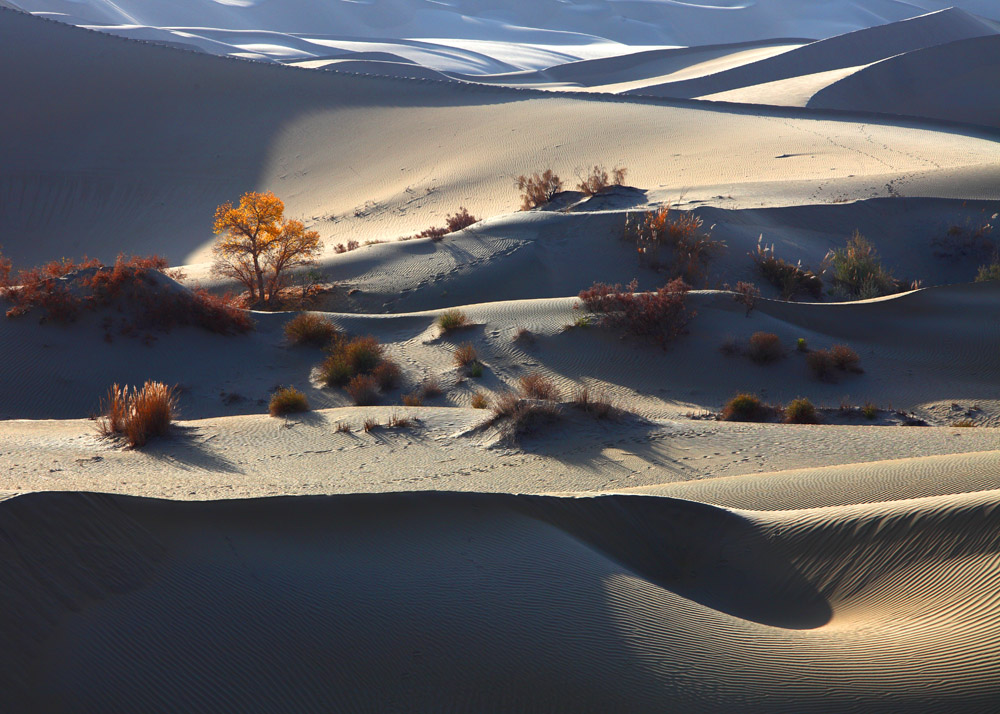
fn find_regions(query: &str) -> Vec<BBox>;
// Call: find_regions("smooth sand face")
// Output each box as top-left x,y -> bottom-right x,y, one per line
3,3 -> 1000,711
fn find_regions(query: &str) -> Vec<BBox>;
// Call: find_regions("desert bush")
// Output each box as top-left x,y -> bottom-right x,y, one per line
402,392 -> 424,407
98,381 -> 177,448
421,378 -> 443,398
454,342 -> 478,367
747,332 -> 783,364
469,361 -> 484,378
721,393 -> 770,422
796,337 -> 808,352
862,402 -> 879,420
387,411 -> 412,428
318,335 -> 387,387
578,278 -> 693,347
346,374 -> 379,406
372,360 -> 402,391
471,392 -> 489,409
269,387 -> 310,416
335,421 -> 353,433
445,207 -> 478,233
733,281 -> 761,317
830,344 -> 862,372
490,392 -> 562,441
437,309 -> 469,332
784,398 -> 819,424
517,170 -> 563,210
334,240 -> 361,254
824,231 -> 900,299
518,373 -> 560,401
513,327 -> 535,345
363,417 -> 379,432
975,262 -> 1000,282
806,349 -> 836,381
624,206 -> 725,284
751,238 -> 823,300
577,165 -> 627,196
284,313 -> 338,347
573,386 -> 616,419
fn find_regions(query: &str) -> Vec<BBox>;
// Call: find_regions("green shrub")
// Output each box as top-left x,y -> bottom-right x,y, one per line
796,337 -> 808,352
438,309 -> 469,332
861,402 -> 878,420
975,262 -> 1000,282
824,231 -> 899,299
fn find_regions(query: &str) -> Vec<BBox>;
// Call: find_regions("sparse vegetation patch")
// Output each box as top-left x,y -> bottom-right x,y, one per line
269,387 -> 310,416
578,278 -> 693,347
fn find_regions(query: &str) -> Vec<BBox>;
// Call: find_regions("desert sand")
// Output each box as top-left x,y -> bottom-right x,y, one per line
2,1 -> 1000,711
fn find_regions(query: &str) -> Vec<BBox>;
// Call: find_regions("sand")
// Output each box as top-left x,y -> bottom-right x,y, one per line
3,1 -> 1000,710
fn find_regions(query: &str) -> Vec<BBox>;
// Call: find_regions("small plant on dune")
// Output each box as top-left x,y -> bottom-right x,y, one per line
363,417 -> 380,432
579,278 -> 693,347
334,240 -> 361,254
746,332 -> 783,364
721,393 -> 771,422
469,361 -> 484,378
784,398 -> 819,424
454,342 -> 478,367
318,335 -> 386,387
421,377 -> 443,399
346,374 -> 379,406
862,402 -> 879,420
402,392 -> 424,407
830,344 -> 862,373
437,308 -> 469,332
975,261 -> 1000,282
797,337 -> 808,352
513,327 -> 535,345
284,313 -> 339,347
471,392 -> 489,409
98,381 -> 178,448
624,205 -> 725,285
824,231 -> 901,300
387,411 -> 413,428
573,386 -> 617,419
335,421 -> 353,433
519,372 -> 560,401
489,391 -> 562,441
445,207 -> 479,233
577,165 -> 627,196
517,170 -> 563,210
269,386 -> 310,416
751,238 -> 823,300
571,314 -> 592,329
372,360 -> 402,391
733,281 -> 761,317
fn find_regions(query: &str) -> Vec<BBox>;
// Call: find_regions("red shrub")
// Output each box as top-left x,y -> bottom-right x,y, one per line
578,278 -> 693,346
624,206 -> 724,284
517,170 -> 562,210
346,374 -> 379,406
518,372 -> 560,401
445,207 -> 478,233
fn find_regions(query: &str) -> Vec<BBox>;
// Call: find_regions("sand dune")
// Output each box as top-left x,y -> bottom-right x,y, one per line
3,488 -> 1000,711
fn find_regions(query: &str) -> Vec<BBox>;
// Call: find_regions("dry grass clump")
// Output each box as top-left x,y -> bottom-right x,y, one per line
721,393 -> 770,422
825,231 -> 903,299
407,207 -> 480,242
98,381 -> 177,447
318,335 -> 385,387
437,309 -> 469,332
572,387 -> 617,419
363,417 -> 379,432
577,165 -> 627,196
387,411 -> 413,428
471,392 -> 489,409
346,374 -> 379,406
420,378 -> 443,398
401,392 -> 424,407
732,281 -> 761,316
578,278 -> 693,347
784,398 -> 819,424
830,344 -> 862,372
372,361 -> 401,391
269,386 -> 309,416
333,240 -> 360,254
513,327 -> 535,345
489,391 -> 562,441
335,421 -> 353,433
747,332 -> 784,364
284,313 -> 338,347
624,205 -> 725,284
975,262 -> 1000,282
519,372 -> 560,401
751,239 -> 822,300
453,342 -> 478,367
517,170 -> 562,210
862,402 -> 879,420
806,349 -> 836,381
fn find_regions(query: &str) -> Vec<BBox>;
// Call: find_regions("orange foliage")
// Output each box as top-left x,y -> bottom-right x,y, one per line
212,191 -> 322,306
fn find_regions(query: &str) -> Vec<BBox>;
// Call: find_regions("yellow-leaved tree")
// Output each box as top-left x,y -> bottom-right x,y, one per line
211,191 -> 322,306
